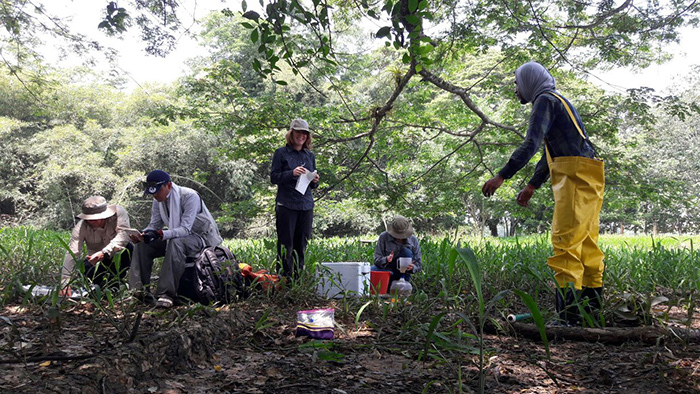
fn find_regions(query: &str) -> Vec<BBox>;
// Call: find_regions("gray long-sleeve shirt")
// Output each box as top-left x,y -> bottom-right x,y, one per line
373,231 -> 422,273
144,183 -> 223,248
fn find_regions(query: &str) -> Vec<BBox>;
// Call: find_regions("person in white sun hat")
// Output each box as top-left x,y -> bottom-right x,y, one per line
60,195 -> 133,297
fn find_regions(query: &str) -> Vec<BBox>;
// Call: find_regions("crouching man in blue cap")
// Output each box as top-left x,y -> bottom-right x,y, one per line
129,170 -> 223,308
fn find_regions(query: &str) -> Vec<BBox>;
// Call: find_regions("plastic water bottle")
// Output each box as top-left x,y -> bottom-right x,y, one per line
390,277 -> 412,296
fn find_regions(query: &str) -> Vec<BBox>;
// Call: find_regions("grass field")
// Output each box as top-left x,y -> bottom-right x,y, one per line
1,226 -> 698,321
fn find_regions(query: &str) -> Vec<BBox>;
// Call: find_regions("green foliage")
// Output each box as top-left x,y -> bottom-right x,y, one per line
0,227 -> 67,304
2,1 -> 700,236
98,1 -> 130,35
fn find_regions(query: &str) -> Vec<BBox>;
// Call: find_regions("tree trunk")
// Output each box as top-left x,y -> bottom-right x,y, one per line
486,219 -> 499,237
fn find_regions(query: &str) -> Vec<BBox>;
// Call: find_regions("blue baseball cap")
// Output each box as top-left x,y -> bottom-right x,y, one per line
143,170 -> 171,197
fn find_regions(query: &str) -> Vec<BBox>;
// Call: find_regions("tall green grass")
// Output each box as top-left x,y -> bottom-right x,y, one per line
2,227 -> 698,308
0,227 -> 68,303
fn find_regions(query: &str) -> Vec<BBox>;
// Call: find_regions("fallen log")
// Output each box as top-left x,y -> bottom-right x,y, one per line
487,320 -> 700,345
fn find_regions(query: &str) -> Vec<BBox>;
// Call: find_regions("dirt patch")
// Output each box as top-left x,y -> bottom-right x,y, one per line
1,299 -> 699,393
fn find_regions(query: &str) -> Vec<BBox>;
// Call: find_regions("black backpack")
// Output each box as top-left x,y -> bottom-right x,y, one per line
178,245 -> 249,304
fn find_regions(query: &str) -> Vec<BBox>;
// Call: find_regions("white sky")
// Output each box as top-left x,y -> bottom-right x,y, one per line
589,25 -> 700,94
43,1 -> 699,94
43,0 -> 223,89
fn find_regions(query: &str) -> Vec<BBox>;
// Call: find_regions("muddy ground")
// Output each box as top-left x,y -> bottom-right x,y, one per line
1,296 -> 699,394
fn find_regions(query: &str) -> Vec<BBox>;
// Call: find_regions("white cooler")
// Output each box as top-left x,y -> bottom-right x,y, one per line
317,262 -> 371,298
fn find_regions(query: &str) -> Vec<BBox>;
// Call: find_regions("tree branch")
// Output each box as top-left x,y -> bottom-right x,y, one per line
418,69 -> 521,136
315,64 -> 418,200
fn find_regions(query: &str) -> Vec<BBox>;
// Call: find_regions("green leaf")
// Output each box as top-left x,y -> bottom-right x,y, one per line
299,340 -> 332,350
241,22 -> 254,29
383,0 -> 394,13
250,28 -> 259,43
457,247 -> 483,313
418,0 -> 429,10
419,312 -> 447,362
241,0 -> 247,12
376,26 -> 391,38
274,80 -> 288,85
409,0 -> 418,13
106,289 -> 114,308
405,14 -> 420,26
416,44 -> 433,55
402,53 -> 411,63
415,63 -> 422,72
355,301 -> 372,328
317,350 -> 345,362
391,2 -> 401,17
447,247 -> 458,279
242,10 -> 260,20
513,289 -> 550,358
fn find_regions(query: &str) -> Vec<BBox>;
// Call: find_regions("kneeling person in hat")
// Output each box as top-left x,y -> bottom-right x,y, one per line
373,215 -> 422,287
129,170 -> 223,308
60,196 -> 133,297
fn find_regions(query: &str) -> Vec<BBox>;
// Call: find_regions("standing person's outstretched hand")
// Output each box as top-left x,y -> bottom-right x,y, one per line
482,175 -> 504,197
516,184 -> 536,207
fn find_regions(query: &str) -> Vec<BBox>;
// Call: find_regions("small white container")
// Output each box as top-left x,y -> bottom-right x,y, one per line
398,257 -> 411,273
317,262 -> 371,298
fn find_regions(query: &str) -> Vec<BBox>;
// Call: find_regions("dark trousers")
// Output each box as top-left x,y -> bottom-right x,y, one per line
83,243 -> 133,289
129,235 -> 204,299
275,205 -> 313,278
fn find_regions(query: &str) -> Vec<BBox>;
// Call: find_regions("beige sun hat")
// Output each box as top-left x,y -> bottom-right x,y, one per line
76,196 -> 116,220
387,215 -> 413,239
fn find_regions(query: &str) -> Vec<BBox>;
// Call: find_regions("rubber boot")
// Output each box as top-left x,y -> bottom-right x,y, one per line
555,289 -> 568,326
565,289 -> 582,326
555,289 -> 581,326
582,287 -> 603,315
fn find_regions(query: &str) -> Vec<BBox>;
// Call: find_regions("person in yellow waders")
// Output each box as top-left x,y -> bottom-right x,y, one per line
481,61 -> 605,326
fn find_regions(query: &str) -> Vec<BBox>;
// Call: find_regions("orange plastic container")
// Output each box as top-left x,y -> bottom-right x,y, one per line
370,271 -> 391,295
